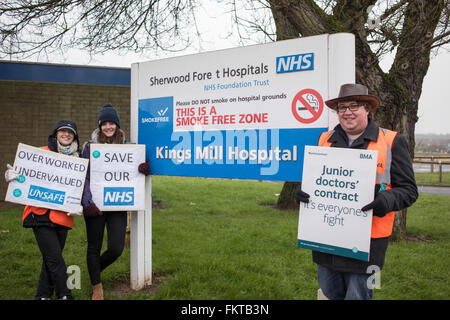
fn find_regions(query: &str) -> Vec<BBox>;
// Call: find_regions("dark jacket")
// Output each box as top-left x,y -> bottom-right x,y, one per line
81,128 -> 127,209
312,119 -> 418,273
23,120 -> 80,229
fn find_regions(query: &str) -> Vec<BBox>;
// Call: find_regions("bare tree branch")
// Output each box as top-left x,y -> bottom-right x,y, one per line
0,0 -> 201,59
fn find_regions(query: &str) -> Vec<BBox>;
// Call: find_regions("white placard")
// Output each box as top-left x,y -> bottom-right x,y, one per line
90,144 -> 146,211
5,143 -> 88,212
297,145 -> 378,261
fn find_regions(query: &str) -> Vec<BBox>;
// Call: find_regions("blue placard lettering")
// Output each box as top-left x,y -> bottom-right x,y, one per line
27,185 -> 65,205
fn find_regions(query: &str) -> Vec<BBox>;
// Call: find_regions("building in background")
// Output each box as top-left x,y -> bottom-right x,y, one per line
0,61 -> 131,200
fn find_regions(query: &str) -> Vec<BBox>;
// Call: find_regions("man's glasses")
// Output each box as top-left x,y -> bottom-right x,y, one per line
336,104 -> 365,114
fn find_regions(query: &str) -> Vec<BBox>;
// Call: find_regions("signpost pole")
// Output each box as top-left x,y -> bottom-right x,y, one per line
130,63 -> 152,290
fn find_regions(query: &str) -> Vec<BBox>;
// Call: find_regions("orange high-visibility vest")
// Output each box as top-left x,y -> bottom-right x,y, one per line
318,128 -> 398,238
22,146 -> 74,229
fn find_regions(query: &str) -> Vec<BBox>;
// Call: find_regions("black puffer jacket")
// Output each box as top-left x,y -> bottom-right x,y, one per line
311,119 -> 418,274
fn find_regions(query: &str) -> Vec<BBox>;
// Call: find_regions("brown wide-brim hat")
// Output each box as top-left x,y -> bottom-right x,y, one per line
325,83 -> 380,111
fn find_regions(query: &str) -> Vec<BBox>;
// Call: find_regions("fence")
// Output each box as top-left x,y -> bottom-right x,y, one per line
413,153 -> 450,183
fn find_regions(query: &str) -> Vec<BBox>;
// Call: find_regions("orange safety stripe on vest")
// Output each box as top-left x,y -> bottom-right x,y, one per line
22,146 -> 74,229
318,128 -> 398,238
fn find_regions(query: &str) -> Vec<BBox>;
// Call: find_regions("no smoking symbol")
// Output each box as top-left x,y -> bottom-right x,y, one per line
291,88 -> 324,124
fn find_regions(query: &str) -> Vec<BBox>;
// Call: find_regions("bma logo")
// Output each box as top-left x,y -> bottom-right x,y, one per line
360,153 -> 373,159
104,187 -> 134,206
276,53 -> 314,73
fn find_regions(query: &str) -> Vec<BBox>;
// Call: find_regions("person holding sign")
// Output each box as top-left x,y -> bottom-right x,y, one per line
4,119 -> 82,300
81,104 -> 150,300
295,84 -> 418,300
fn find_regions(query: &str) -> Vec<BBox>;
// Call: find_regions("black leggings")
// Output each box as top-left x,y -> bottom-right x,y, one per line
33,226 -> 71,299
84,212 -> 127,285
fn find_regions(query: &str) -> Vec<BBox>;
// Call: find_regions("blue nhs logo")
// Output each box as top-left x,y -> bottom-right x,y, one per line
276,53 -> 314,73
104,187 -> 134,206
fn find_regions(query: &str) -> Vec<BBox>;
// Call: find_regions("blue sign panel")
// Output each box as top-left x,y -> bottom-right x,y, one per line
138,97 -> 327,181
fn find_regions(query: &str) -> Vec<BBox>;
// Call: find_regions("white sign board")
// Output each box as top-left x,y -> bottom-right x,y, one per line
5,143 -> 88,212
134,33 -> 355,181
297,146 -> 377,261
90,144 -> 146,211
129,33 -> 356,289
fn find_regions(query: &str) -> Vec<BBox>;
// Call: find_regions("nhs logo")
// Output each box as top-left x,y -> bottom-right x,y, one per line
104,187 -> 134,206
276,53 -> 314,73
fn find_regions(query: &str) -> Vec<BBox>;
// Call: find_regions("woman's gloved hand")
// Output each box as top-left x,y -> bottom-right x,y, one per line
4,164 -> 19,182
138,159 -> 150,176
83,203 -> 102,217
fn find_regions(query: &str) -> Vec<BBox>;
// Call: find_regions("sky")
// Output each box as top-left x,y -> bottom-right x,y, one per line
414,53 -> 450,135
14,4 -> 450,135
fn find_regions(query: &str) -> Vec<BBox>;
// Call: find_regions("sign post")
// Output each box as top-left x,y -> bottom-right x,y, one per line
129,33 -> 355,289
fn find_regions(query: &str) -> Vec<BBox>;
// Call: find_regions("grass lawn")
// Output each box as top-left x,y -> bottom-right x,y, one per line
414,171 -> 450,186
0,176 -> 448,300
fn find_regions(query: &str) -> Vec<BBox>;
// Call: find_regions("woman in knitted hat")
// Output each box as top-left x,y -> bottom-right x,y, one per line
4,119 -> 82,300
80,104 -> 150,300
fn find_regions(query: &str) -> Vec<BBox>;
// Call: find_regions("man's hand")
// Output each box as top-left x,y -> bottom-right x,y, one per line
361,192 -> 391,217
295,187 -> 310,204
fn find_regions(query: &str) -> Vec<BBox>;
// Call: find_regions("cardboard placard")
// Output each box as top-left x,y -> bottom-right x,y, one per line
89,144 -> 146,211
5,143 -> 88,212
297,145 -> 378,261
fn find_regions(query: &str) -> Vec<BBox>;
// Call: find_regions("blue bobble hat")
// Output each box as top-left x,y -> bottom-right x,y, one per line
98,104 -> 121,128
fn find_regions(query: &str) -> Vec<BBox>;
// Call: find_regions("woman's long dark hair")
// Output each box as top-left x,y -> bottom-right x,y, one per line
97,127 -> 124,144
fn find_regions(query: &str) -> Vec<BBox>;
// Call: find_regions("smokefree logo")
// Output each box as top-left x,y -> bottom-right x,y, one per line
104,187 -> 134,206
139,96 -> 173,126
276,53 -> 314,73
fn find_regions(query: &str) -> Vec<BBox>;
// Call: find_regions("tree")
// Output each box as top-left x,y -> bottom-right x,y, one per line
270,0 -> 447,239
240,0 -> 448,238
1,0 -> 449,237
0,0 -> 202,59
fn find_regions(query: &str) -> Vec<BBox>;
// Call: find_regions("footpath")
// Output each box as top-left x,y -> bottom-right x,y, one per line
417,185 -> 450,196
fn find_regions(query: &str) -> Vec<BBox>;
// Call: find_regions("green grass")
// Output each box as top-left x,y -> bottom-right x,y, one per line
0,176 -> 449,300
415,171 -> 450,185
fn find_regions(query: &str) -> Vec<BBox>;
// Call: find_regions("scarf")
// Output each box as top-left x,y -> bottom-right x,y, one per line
57,140 -> 80,157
